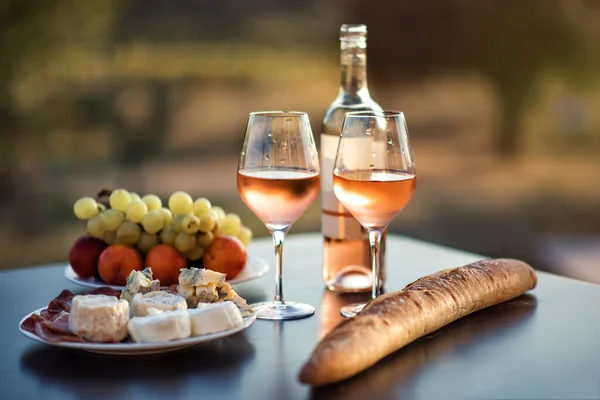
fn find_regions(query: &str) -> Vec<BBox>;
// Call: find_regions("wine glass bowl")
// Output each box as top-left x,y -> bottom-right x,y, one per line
333,110 -> 416,317
237,111 -> 320,320
333,170 -> 415,230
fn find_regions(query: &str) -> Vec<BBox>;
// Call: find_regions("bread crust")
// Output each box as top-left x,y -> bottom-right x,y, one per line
299,258 -> 537,386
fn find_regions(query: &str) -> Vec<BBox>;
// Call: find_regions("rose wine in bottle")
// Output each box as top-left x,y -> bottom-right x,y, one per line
321,24 -> 386,293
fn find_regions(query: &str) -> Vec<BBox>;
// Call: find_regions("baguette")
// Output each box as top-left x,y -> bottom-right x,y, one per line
299,258 -> 537,386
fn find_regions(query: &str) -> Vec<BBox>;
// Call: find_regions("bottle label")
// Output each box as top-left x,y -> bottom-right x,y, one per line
322,211 -> 364,238
322,133 -> 364,238
321,133 -> 388,211
321,133 -> 386,239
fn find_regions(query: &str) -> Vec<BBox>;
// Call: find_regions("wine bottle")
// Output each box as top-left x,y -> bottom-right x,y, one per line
321,24 -> 386,293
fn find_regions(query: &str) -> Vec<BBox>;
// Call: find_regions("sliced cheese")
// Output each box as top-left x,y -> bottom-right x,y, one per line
68,295 -> 129,342
131,291 -> 187,317
189,302 -> 243,336
127,309 -> 191,343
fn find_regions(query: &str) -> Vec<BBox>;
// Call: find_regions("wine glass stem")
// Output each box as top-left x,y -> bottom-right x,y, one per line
368,229 -> 383,300
271,229 -> 288,305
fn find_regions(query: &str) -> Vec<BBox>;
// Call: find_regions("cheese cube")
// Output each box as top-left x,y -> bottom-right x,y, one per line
68,295 -> 129,342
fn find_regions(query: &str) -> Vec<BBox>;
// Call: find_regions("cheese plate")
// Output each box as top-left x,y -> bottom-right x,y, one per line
19,307 -> 257,355
64,255 -> 269,290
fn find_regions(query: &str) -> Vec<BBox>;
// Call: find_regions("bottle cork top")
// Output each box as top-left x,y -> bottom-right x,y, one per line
340,24 -> 367,35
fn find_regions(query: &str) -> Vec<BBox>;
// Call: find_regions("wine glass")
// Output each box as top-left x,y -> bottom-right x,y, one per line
237,111 -> 320,320
333,111 -> 416,317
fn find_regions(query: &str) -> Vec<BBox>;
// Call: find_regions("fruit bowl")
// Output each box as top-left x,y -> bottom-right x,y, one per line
69,189 -> 257,286
64,254 -> 269,290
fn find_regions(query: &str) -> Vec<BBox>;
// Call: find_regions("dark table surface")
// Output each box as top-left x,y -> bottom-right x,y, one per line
1,233 -> 600,400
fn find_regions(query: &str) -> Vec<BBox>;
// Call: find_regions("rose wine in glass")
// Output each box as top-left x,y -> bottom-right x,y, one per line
333,170 -> 415,229
237,111 -> 320,320
333,111 -> 416,317
237,170 -> 320,231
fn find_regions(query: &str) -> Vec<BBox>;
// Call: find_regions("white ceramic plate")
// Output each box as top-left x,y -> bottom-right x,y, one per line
19,308 -> 257,355
64,255 -> 269,290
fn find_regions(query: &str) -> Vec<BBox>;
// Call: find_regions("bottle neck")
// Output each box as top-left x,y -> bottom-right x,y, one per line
340,42 -> 369,97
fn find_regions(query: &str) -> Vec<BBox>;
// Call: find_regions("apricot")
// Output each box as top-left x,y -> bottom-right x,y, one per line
69,236 -> 106,279
203,236 -> 247,280
98,244 -> 144,285
145,244 -> 187,286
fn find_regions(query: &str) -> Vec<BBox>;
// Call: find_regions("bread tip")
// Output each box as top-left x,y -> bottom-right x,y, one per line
298,361 -> 326,386
298,364 -> 312,385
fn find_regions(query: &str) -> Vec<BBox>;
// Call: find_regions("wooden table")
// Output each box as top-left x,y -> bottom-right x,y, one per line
2,233 -> 599,400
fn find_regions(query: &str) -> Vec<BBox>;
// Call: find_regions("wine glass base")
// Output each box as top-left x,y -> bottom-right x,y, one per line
340,302 -> 367,318
251,301 -> 315,320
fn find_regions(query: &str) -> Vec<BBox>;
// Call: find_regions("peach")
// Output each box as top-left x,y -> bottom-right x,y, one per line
98,244 -> 144,286
203,236 -> 247,280
144,244 -> 187,286
69,236 -> 107,279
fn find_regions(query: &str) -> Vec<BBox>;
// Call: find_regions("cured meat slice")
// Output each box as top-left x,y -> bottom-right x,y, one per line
21,287 -> 122,343
35,321 -> 85,343
21,313 -> 45,333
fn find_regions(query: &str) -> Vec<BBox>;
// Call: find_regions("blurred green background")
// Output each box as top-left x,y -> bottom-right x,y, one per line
1,0 -> 599,283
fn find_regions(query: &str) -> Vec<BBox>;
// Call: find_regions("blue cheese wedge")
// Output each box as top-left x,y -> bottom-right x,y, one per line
229,293 -> 254,318
68,295 -> 129,342
217,282 -> 235,301
127,309 -> 191,343
189,302 -> 243,336
177,268 -> 225,308
176,285 -> 195,299
176,268 -> 254,317
121,268 -> 160,303
176,284 -> 219,308
216,282 -> 254,317
131,291 -> 187,317
195,284 -> 219,303
178,268 -> 226,287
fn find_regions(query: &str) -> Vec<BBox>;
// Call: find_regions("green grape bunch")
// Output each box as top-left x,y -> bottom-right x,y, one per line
72,189 -> 254,258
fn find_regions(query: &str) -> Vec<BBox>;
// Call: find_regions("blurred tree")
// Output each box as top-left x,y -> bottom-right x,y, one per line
0,0 -> 121,157
355,0 -> 598,156
108,80 -> 170,168
0,0 -> 121,231
0,1 -> 56,198
0,0 -> 121,105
